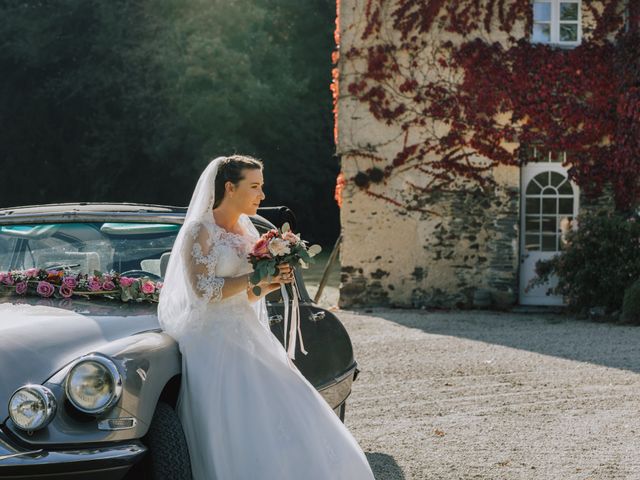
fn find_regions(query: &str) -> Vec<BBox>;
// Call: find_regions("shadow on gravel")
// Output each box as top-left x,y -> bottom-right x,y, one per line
365,452 -> 406,480
368,309 -> 640,374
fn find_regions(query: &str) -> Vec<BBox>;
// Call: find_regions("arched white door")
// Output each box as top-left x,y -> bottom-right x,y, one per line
519,161 -> 579,306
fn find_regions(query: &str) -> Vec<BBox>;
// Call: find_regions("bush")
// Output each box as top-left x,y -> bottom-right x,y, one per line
530,210 -> 640,314
622,279 -> 640,323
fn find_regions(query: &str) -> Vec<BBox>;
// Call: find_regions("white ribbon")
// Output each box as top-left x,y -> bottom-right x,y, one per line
281,271 -> 307,361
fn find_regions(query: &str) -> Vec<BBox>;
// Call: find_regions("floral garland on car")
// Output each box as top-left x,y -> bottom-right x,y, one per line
0,268 -> 162,303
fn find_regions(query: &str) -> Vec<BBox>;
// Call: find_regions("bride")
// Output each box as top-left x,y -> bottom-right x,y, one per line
158,155 -> 374,479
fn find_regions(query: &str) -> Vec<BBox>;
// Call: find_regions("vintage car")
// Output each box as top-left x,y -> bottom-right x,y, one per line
0,203 -> 358,480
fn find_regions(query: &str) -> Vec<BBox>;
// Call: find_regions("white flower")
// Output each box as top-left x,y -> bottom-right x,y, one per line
268,238 -> 291,257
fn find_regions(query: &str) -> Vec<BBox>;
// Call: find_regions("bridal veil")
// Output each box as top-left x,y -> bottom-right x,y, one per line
158,157 -> 225,341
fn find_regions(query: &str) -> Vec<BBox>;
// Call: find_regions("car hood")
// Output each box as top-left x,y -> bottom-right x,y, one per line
0,297 -> 159,410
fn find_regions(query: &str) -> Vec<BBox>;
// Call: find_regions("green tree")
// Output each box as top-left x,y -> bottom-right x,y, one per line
0,0 -> 338,245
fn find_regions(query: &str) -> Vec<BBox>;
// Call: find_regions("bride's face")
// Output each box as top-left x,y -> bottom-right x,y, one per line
226,168 -> 265,215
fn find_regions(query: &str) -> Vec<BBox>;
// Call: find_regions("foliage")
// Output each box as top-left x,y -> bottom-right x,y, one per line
622,279 -> 640,323
0,267 -> 162,302
0,0 -> 338,245
529,211 -> 640,313
341,0 -> 640,212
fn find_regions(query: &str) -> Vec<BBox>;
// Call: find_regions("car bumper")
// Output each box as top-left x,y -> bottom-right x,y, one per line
0,428 -> 146,480
317,363 -> 358,412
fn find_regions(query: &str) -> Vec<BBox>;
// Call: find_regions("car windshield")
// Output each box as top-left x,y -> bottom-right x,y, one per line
0,222 -> 180,279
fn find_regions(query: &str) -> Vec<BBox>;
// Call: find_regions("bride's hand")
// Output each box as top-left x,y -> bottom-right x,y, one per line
247,264 -> 294,298
273,263 -> 294,284
252,264 -> 291,287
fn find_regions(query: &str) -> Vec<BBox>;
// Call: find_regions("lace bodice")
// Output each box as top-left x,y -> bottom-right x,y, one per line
184,216 -> 257,304
158,159 -> 273,341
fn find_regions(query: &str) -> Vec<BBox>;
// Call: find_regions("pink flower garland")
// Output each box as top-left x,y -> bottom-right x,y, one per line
0,268 -> 163,303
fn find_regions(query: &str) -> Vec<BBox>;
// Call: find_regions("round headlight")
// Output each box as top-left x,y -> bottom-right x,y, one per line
8,385 -> 57,432
65,355 -> 122,414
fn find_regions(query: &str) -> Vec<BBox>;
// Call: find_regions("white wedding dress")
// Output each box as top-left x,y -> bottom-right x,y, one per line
171,215 -> 375,479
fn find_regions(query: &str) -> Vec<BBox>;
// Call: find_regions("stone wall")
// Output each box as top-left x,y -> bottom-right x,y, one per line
338,164 -> 521,309
336,0 -> 616,309
336,0 -> 523,309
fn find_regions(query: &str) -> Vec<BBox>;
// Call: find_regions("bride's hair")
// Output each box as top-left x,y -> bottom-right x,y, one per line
213,155 -> 263,209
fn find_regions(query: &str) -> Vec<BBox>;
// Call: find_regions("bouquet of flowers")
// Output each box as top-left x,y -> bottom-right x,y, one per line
0,268 -> 162,303
248,223 -> 321,361
247,223 -> 321,296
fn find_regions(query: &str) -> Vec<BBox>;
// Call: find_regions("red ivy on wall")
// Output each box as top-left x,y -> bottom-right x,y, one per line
339,0 -> 640,211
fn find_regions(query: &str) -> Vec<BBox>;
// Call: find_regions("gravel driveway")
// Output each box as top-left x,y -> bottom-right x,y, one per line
338,308 -> 640,480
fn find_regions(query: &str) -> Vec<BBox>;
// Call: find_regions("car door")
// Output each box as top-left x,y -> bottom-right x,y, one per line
265,282 -> 354,389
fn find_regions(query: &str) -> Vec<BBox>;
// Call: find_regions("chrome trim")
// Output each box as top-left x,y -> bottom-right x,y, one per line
0,432 -> 146,472
65,354 -> 123,415
136,367 -> 147,382
269,314 -> 283,325
97,417 -> 137,431
309,311 -> 326,322
8,385 -> 57,432
316,364 -> 358,392
0,450 -> 43,462
317,368 -> 355,410
0,212 -> 185,225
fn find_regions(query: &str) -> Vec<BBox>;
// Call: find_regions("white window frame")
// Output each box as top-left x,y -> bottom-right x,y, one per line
526,146 -> 568,164
532,0 -> 582,47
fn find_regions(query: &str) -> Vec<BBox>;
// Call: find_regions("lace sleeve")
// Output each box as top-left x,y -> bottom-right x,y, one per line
184,221 -> 225,303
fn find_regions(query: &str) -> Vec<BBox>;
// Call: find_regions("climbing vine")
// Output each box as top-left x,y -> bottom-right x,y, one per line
337,0 -> 640,211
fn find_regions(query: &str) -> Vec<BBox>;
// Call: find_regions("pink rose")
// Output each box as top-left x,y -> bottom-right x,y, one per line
119,277 -> 135,287
88,279 -> 102,291
102,280 -> 116,291
2,273 -> 14,286
15,281 -> 28,295
62,276 -> 78,288
141,281 -> 155,294
59,284 -> 74,298
36,281 -> 55,298
251,237 -> 272,259
282,231 -> 300,244
0,273 -> 6,283
102,274 -> 112,282
25,268 -> 39,278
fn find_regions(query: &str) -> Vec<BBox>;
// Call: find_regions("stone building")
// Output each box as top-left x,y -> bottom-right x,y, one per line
335,0 -> 632,308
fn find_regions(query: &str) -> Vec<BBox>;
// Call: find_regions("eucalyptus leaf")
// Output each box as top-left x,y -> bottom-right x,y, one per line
263,260 -> 276,276
299,250 -> 311,261
308,244 -> 322,257
251,271 -> 262,284
259,263 -> 272,278
282,222 -> 290,233
121,288 -> 133,302
252,286 -> 262,296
